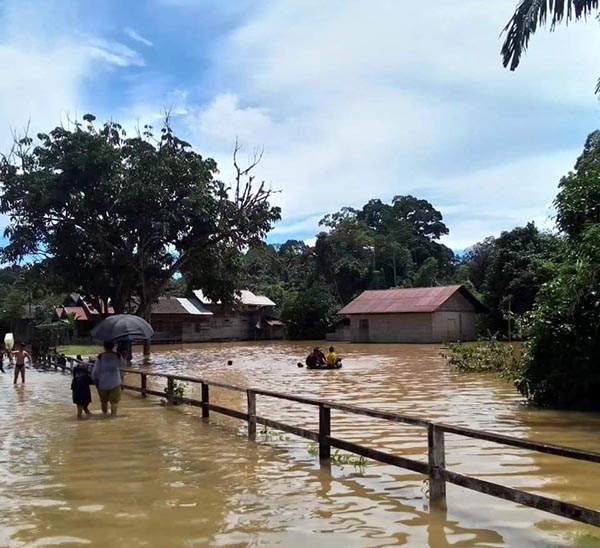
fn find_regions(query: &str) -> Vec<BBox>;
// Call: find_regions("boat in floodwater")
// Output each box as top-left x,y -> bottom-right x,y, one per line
306,361 -> 342,370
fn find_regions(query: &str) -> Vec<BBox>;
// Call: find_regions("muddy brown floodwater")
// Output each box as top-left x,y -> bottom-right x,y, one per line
2,342 -> 600,547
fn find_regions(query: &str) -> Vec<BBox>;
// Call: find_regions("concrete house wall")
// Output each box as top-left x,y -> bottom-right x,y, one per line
349,313 -> 435,343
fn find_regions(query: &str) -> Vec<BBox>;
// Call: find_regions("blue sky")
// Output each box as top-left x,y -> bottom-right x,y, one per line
1,0 -> 599,250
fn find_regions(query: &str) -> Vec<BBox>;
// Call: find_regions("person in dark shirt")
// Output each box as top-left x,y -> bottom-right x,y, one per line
305,347 -> 326,368
71,365 -> 94,420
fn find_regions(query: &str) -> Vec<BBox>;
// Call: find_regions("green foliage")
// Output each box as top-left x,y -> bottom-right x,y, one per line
258,426 -> 289,443
443,341 -> 521,373
164,380 -> 186,404
555,130 -> 600,237
316,196 -> 454,302
514,227 -> 600,408
307,443 -> 368,470
413,257 -> 438,287
0,116 -> 280,318
281,283 -> 338,339
460,223 -> 560,335
510,131 -> 600,409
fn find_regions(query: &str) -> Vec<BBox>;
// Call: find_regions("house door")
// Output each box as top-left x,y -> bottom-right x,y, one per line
358,318 -> 370,343
446,318 -> 459,341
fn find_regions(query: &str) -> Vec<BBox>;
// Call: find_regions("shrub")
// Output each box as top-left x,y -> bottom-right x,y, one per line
443,341 -> 521,373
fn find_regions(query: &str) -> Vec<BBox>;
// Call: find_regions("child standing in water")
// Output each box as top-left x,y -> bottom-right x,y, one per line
71,365 -> 94,420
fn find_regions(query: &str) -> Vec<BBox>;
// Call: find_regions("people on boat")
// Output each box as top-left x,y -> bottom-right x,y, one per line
306,347 -> 326,368
325,346 -> 342,367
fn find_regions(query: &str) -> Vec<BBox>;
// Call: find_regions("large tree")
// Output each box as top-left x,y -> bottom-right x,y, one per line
502,1 -> 599,90
0,116 -> 280,317
481,223 -> 560,332
315,195 -> 453,303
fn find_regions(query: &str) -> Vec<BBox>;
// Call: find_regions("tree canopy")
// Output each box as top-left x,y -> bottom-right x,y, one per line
0,116 -> 280,317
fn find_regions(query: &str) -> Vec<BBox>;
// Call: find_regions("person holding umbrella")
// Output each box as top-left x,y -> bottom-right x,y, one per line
92,341 -> 125,416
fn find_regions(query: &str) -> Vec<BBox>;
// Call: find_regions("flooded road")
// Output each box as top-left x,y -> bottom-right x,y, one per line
2,342 -> 600,547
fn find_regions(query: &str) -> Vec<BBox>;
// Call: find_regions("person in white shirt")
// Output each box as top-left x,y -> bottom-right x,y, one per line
92,341 -> 125,416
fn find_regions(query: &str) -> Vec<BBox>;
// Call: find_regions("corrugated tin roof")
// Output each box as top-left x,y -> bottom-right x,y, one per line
151,297 -> 213,316
176,297 -> 212,316
239,290 -> 275,307
151,297 -> 189,315
193,289 -> 275,307
338,285 -> 486,315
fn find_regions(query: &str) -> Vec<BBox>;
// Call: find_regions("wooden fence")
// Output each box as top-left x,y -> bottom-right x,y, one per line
113,367 -> 600,529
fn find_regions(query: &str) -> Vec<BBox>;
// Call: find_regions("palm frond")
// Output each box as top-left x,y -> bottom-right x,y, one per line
502,0 -> 599,70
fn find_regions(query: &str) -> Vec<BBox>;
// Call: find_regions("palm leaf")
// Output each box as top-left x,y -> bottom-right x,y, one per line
501,0 -> 599,71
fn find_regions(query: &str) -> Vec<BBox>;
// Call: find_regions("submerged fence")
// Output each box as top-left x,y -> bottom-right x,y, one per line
112,367 -> 600,529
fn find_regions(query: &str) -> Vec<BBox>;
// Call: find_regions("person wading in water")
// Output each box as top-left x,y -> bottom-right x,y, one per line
92,341 -> 125,416
12,343 -> 31,384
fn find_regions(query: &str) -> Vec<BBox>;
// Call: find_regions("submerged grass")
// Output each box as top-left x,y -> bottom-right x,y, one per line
57,344 -> 103,357
307,442 -> 369,471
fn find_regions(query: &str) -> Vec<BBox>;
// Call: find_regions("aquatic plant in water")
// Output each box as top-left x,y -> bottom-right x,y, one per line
307,442 -> 368,471
162,380 -> 186,405
442,341 -> 521,373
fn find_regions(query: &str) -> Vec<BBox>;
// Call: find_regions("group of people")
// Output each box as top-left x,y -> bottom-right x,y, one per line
2,339 -> 126,421
0,342 -> 71,384
305,346 -> 342,368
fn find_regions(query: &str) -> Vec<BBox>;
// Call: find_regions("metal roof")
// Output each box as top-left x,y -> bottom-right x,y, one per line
176,298 -> 212,315
338,285 -> 486,315
151,297 -> 212,316
193,289 -> 275,307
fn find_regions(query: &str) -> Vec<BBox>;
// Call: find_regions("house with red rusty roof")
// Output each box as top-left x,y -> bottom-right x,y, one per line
337,285 -> 486,343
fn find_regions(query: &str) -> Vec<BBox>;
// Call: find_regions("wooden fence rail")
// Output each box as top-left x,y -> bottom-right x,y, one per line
40,361 -> 598,529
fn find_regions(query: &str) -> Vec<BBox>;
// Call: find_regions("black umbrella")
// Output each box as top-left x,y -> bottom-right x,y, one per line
91,314 -> 154,342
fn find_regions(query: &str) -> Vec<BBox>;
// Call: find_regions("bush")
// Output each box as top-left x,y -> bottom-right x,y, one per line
443,341 -> 521,373
513,230 -> 600,409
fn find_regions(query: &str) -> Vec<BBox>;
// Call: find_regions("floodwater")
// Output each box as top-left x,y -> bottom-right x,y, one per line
2,342 -> 600,547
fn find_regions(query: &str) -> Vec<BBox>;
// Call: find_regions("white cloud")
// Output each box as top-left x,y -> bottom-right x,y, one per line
124,27 -> 153,48
0,0 -> 596,253
86,38 -> 145,68
0,1 -> 145,154
179,0 -> 599,248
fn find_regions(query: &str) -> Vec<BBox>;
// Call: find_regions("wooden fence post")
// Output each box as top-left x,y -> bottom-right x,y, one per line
201,383 -> 210,418
428,423 -> 446,508
247,390 -> 256,441
141,374 -> 147,398
319,405 -> 331,460
167,376 -> 174,404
